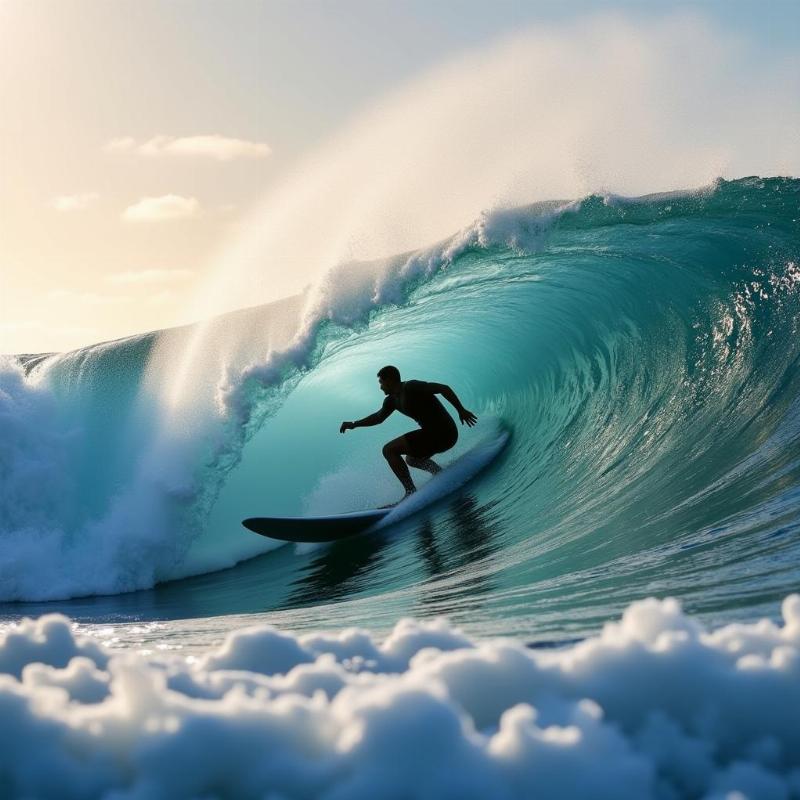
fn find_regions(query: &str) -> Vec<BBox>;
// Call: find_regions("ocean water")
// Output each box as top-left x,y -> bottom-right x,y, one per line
2,176 -> 799,797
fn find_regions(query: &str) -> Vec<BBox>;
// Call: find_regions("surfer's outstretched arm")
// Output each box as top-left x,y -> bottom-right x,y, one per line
428,383 -> 478,427
340,406 -> 392,433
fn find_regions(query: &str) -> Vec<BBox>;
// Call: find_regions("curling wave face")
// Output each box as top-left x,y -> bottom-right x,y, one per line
2,177 -> 800,643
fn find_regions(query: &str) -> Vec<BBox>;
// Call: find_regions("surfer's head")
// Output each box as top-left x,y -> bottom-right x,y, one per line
377,365 -> 401,394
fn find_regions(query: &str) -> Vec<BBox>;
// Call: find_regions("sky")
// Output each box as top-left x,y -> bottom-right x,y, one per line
1,0 -> 798,354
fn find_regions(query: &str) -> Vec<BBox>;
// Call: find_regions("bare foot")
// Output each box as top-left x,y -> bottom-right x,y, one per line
380,488 -> 416,509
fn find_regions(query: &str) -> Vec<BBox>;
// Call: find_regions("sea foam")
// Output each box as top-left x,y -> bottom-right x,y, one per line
0,595 -> 798,799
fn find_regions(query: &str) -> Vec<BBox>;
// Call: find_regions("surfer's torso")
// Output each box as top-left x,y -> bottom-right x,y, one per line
382,380 -> 457,435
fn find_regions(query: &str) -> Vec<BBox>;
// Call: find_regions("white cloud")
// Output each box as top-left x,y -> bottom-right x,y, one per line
122,195 -> 200,222
104,136 -> 137,153
47,289 -> 130,306
106,268 -> 194,285
105,134 -> 271,161
48,192 -> 99,212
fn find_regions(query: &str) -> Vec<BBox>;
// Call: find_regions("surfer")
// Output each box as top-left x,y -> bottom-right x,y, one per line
340,365 -> 478,499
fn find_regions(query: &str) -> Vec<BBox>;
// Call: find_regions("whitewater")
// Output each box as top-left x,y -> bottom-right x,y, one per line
2,176 -> 800,796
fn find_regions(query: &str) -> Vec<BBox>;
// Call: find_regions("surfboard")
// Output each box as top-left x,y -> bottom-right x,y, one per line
242,428 -> 510,544
242,508 -> 389,543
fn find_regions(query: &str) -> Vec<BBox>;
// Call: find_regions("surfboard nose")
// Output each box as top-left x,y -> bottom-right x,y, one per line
242,509 -> 389,543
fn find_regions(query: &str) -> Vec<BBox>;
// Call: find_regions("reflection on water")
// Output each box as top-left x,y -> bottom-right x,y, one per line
288,534 -> 388,606
414,493 -> 501,617
288,492 -> 503,612
417,494 -> 499,576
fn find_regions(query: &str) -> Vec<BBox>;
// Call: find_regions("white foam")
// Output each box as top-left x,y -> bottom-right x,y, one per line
1,596 -> 798,798
0,356 -> 204,601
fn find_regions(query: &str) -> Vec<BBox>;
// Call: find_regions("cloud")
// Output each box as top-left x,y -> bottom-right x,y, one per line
47,289 -> 130,306
105,134 -> 270,161
104,136 -> 137,153
48,193 -> 99,212
122,195 -> 200,222
106,268 -> 194,286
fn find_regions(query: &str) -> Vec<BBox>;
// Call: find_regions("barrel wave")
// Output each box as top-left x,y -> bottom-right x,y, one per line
3,176 -> 800,641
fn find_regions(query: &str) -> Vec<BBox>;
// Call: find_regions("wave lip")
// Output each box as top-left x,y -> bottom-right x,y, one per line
1,594 -> 798,798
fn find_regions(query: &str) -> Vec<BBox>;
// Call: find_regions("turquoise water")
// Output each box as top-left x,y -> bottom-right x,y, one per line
3,176 -> 800,644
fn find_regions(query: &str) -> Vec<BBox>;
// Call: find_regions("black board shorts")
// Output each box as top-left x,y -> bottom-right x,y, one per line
405,426 -> 458,459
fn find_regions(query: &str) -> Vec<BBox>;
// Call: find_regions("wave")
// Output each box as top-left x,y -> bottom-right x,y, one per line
2,177 -> 800,639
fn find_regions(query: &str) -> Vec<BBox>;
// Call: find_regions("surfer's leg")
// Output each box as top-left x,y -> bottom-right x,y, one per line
382,435 -> 416,494
404,428 -> 450,475
405,456 -> 442,474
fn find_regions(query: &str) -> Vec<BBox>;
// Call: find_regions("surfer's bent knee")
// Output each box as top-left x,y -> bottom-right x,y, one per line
382,438 -> 405,460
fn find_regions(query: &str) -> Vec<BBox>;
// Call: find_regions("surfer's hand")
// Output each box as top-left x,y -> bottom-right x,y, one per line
459,408 -> 478,427
340,421 -> 354,433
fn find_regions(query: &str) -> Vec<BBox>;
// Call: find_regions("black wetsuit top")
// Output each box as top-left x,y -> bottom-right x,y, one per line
381,380 -> 458,446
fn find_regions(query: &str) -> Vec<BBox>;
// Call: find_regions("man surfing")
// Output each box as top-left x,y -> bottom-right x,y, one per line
340,365 -> 478,501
